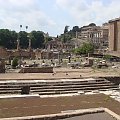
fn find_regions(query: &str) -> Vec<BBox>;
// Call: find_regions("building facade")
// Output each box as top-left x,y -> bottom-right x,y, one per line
77,24 -> 109,49
109,18 -> 120,52
92,23 -> 109,49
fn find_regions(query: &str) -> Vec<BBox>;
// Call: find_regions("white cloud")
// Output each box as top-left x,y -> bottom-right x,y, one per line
0,0 -> 119,36
0,0 -> 56,34
56,0 -> 120,26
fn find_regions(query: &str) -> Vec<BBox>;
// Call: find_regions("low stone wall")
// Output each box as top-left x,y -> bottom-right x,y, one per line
1,108 -> 105,120
1,108 -> 120,120
19,67 -> 53,73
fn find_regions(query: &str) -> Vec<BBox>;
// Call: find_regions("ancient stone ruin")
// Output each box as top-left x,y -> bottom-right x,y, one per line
0,58 -> 5,73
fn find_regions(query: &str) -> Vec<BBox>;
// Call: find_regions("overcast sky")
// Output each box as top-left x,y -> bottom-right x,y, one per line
0,0 -> 120,36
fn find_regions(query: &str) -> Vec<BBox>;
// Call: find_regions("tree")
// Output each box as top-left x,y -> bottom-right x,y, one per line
64,25 -> 69,34
72,26 -> 79,32
18,31 -> 28,49
68,26 -> 80,38
62,26 -> 71,43
0,29 -> 11,48
60,33 -> 72,43
103,54 -> 112,60
89,23 -> 96,26
29,31 -> 45,49
12,57 -> 18,68
0,29 -> 45,49
45,36 -> 52,43
73,43 -> 94,55
9,31 -> 17,49
0,29 -> 18,49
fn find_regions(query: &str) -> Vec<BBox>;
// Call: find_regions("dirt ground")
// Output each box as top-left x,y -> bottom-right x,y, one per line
0,67 -> 120,80
0,94 -> 120,118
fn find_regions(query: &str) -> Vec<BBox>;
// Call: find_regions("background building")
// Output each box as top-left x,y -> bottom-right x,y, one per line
109,18 -> 120,52
75,23 -> 109,50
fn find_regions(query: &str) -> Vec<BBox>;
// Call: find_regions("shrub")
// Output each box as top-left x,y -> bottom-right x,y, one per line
12,57 -> 18,68
103,54 -> 112,60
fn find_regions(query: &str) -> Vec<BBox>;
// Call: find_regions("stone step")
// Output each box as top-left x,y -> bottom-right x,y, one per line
0,79 -> 109,85
0,81 -> 111,88
37,86 -> 118,95
0,88 -> 21,90
0,90 -> 21,94
38,91 -> 78,95
30,81 -> 111,87
0,78 -> 118,95
30,83 -> 116,90
31,85 -> 118,93
0,85 -> 118,95
0,84 -> 117,93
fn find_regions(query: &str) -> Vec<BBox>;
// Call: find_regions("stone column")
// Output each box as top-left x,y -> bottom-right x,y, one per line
28,38 -> 31,52
17,39 -> 20,51
76,31 -> 78,39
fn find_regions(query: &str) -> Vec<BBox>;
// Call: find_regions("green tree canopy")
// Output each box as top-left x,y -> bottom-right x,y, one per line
10,31 -> 18,49
0,29 -> 46,49
29,31 -> 45,49
18,31 -> 28,49
73,43 -> 94,55
0,29 -> 17,49
12,57 -> 19,68
45,36 -> 52,43
59,33 -> 72,43
64,25 -> 69,34
72,26 -> 79,32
